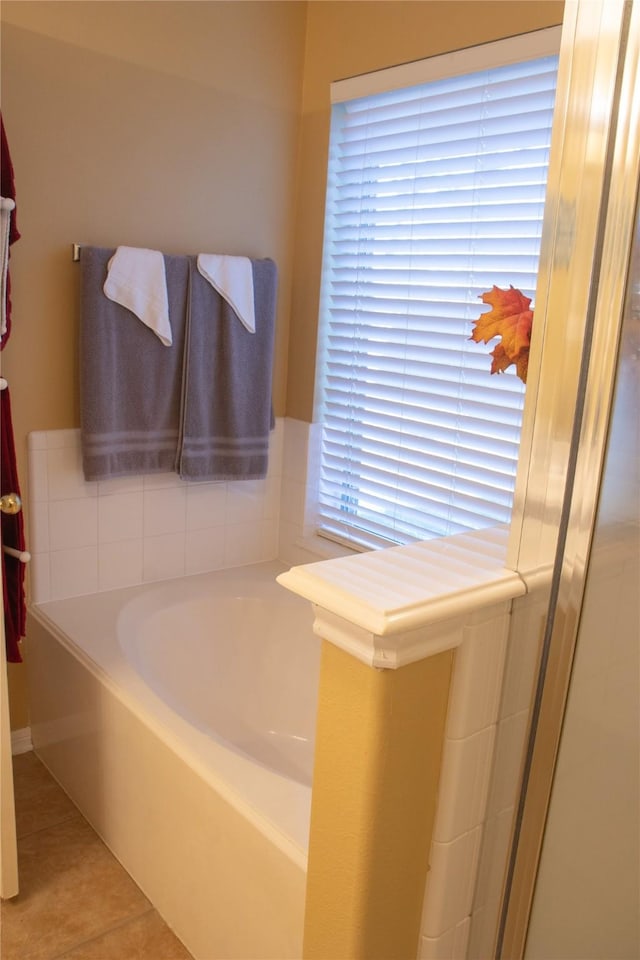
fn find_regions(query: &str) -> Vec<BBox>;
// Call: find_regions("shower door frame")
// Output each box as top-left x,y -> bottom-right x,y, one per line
498,0 -> 640,954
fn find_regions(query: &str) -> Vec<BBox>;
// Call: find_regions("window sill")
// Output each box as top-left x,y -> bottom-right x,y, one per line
293,533 -> 362,562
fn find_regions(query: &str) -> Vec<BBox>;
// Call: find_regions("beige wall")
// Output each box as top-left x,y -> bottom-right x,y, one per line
286,0 -> 565,420
1,0 -> 307,727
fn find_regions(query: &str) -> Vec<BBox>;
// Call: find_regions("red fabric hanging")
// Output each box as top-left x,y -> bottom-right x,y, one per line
1,112 -> 26,662
2,113 -> 20,349
1,387 -> 26,662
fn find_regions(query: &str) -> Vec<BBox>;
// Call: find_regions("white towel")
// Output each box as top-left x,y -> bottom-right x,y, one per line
196,254 -> 255,333
104,246 -> 172,346
0,197 -> 15,339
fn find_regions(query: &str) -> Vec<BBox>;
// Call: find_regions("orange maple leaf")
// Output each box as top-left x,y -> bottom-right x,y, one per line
469,285 -> 533,384
490,341 -> 529,383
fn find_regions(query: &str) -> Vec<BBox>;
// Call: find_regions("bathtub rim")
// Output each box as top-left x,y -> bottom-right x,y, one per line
28,562 -> 313,871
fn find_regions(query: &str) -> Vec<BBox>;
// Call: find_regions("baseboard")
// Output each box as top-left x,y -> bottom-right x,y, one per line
11,726 -> 32,755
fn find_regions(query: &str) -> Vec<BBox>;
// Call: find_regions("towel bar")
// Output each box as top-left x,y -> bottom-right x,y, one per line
72,243 -> 81,262
2,545 -> 30,563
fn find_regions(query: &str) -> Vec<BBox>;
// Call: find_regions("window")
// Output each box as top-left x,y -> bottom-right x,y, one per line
314,29 -> 560,551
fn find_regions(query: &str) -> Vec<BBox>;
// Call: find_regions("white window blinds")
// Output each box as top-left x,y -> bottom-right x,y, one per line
314,32 -> 559,550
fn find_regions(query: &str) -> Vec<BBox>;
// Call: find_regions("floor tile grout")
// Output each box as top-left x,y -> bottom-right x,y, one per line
16,810 -> 83,842
49,904 -> 156,960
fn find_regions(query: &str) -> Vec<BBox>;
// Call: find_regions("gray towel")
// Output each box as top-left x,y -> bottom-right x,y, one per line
80,246 -> 188,480
178,257 -> 277,481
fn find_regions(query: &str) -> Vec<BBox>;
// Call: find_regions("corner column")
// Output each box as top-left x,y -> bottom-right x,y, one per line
276,529 -> 526,960
304,639 -> 453,960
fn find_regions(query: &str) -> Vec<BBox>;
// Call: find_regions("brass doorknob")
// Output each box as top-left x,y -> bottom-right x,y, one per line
0,493 -> 22,515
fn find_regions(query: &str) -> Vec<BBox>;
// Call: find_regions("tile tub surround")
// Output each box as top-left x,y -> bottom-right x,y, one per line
278,418 -> 323,568
419,604 -> 512,960
26,424 -> 284,602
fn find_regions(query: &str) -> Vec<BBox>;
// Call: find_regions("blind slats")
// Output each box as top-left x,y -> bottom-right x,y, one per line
341,58 -> 557,115
315,43 -> 558,548
334,147 -> 553,186
341,86 -> 558,143
339,109 -> 556,158
335,166 -> 550,200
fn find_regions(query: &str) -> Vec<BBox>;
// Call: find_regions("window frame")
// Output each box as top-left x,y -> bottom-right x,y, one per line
308,27 -> 562,555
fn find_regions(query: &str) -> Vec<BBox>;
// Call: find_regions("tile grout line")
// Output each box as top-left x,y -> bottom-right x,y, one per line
48,904 -> 157,960
15,810 -> 83,843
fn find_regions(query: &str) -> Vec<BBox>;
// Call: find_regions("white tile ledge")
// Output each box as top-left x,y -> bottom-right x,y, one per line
277,526 -> 526,669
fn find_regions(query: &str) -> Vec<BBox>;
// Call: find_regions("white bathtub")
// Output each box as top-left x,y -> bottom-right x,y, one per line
27,560 -> 319,959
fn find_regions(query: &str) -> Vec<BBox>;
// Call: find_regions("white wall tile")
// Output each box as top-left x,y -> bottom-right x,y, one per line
50,546 -> 98,600
28,501 -> 49,554
279,478 -> 307,526
445,614 -> 509,739
27,449 -> 48,502
267,419 -> 284,477
306,421 -> 323,482
472,806 -> 514,917
223,521 -> 264,567
99,540 -> 144,591
98,491 -> 144,543
49,498 -> 98,551
185,483 -> 227,530
143,471 -> 182,490
452,917 -> 471,960
486,711 -> 530,817
277,520 -> 306,567
261,517 -> 280,560
27,431 -> 48,451
98,475 -> 144,496
423,610 -> 512,950
45,428 -> 79,449
28,425 -> 290,599
262,476 -> 281,521
29,553 -> 51,604
282,418 -> 309,482
303,484 -> 319,530
500,596 -> 545,719
143,486 -> 187,537
433,726 -> 497,842
185,527 -> 225,575
422,827 -> 483,937
419,926 -> 455,960
465,597 -> 546,957
226,481 -> 265,524
420,919 -> 470,960
467,906 -> 489,960
240,479 -> 268,498
143,531 -> 185,582
47,446 -> 97,501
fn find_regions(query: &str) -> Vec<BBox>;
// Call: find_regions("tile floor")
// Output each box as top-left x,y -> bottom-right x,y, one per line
1,751 -> 192,960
